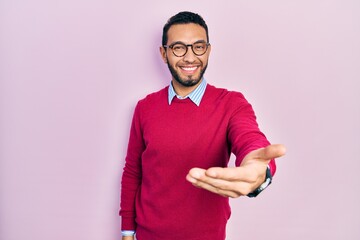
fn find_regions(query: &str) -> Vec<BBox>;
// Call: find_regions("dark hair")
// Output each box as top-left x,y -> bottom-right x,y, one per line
162,11 -> 209,46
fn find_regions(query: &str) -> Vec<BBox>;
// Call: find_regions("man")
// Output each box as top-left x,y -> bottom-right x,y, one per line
120,11 -> 286,240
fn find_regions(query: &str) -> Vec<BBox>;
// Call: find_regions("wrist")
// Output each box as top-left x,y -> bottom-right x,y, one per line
247,165 -> 272,198
122,236 -> 134,240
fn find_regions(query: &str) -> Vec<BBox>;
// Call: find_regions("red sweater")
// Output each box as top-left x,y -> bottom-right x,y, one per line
120,84 -> 275,240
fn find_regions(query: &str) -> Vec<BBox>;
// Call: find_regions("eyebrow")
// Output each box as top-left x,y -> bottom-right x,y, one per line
167,40 -> 207,46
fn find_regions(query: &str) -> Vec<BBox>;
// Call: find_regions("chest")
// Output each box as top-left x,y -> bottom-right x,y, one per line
141,102 -> 233,165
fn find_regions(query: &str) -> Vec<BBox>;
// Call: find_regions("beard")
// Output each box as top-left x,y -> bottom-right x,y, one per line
166,61 -> 208,87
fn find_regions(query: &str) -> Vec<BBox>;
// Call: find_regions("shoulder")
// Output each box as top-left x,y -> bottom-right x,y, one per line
137,86 -> 168,106
206,84 -> 248,105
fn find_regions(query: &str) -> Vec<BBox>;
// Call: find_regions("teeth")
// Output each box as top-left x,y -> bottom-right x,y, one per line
181,67 -> 197,71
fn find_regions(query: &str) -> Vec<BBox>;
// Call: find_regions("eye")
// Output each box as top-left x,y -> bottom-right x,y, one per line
172,44 -> 186,51
194,43 -> 205,50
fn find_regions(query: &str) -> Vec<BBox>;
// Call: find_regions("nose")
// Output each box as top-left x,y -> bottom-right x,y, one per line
183,45 -> 196,62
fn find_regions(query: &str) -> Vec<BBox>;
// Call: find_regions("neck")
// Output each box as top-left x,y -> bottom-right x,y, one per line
171,79 -> 202,97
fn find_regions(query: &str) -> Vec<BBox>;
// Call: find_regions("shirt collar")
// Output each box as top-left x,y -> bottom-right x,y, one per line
168,79 -> 207,106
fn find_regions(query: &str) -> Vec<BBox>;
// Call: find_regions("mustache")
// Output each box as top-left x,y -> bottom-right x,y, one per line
166,61 -> 208,87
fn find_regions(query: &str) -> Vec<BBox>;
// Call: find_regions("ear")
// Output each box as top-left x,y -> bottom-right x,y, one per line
159,46 -> 167,63
207,44 -> 212,55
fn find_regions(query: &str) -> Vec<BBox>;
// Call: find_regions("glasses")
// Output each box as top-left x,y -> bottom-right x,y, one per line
163,41 -> 210,57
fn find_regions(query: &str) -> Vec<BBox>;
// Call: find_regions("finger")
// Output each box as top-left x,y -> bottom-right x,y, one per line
187,176 -> 238,198
187,168 -> 231,188
245,144 -> 286,161
205,167 -> 238,179
205,165 -> 267,183
187,176 -> 253,198
186,168 -> 207,186
205,166 -> 255,181
196,182 -> 242,198
187,167 -> 206,180
188,167 -> 241,183
188,168 -> 253,191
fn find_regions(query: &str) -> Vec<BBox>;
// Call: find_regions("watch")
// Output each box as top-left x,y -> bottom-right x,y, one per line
247,166 -> 272,198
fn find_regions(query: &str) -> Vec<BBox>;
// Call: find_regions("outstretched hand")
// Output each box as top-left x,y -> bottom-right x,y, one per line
186,144 -> 286,198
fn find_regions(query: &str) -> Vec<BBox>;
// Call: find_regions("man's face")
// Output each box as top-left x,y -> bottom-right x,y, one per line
160,23 -> 211,88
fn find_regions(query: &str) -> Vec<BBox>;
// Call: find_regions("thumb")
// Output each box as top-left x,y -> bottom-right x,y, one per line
245,144 -> 286,161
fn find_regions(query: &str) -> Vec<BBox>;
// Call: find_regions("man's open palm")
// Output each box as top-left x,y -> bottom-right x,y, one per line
186,144 -> 286,198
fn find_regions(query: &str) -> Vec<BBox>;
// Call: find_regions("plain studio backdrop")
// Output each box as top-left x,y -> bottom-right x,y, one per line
1,0 -> 359,239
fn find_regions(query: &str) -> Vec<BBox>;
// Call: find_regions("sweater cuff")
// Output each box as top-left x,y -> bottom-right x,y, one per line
121,216 -> 137,231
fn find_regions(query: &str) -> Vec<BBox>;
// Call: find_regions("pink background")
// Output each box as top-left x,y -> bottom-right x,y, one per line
1,0 -> 359,239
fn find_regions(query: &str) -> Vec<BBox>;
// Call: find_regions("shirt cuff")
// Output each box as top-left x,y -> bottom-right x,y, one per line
121,230 -> 135,236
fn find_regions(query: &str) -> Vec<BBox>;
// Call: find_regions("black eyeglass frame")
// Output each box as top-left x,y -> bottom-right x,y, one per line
163,41 -> 211,57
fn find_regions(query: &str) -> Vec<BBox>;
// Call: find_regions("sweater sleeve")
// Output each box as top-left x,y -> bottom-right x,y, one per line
119,102 -> 145,230
227,92 -> 276,175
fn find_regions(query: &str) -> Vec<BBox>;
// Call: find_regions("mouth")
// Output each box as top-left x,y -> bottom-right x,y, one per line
179,65 -> 199,74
